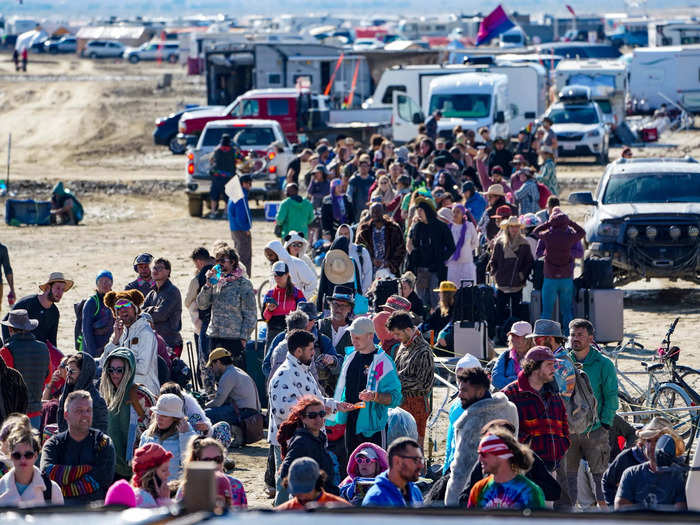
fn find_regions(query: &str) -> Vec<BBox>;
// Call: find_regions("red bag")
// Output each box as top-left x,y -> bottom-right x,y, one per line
537,182 -> 552,210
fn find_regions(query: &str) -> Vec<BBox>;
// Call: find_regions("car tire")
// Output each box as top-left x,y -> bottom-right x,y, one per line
128,55 -> 139,64
168,135 -> 186,155
89,52 -> 97,59
188,194 -> 203,217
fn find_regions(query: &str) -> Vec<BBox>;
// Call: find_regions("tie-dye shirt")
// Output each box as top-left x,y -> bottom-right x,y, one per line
467,474 -> 545,510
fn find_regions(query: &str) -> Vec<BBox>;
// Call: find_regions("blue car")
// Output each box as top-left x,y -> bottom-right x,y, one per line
569,157 -> 700,287
153,106 -> 213,154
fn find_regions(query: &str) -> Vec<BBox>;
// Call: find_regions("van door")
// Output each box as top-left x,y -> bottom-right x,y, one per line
392,92 -> 423,143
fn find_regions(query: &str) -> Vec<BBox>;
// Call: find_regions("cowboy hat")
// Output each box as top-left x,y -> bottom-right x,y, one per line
323,249 -> 355,284
433,281 -> 458,293
486,184 -> 505,197
39,272 -> 74,292
499,216 -> 526,229
329,285 -> 355,305
1,309 -> 38,331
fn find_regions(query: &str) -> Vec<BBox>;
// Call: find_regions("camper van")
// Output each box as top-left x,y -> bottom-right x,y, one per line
629,45 -> 700,112
648,21 -> 700,47
555,59 -> 628,128
499,27 -> 527,48
365,62 -> 546,135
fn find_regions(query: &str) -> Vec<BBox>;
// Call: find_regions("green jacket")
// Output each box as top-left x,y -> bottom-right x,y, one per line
276,196 -> 314,238
571,345 -> 618,431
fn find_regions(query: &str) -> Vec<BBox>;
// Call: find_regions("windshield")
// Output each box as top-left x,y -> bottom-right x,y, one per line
202,127 -> 276,147
596,100 -> 612,114
548,107 -> 599,125
501,34 -> 522,43
429,93 -> 491,119
602,172 -> 700,204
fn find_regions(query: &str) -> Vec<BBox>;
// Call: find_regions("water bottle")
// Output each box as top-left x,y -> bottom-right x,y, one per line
209,264 -> 222,285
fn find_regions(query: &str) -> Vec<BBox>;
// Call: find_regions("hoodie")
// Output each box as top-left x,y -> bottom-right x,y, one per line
51,182 -> 84,222
532,211 -> 585,279
340,442 -> 389,503
57,352 -> 108,434
362,471 -> 423,507
316,236 -> 361,312
284,231 -> 316,273
276,194 -> 315,238
265,240 -> 318,300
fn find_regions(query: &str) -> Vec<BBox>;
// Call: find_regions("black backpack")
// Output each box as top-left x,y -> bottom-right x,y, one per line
582,257 -> 614,289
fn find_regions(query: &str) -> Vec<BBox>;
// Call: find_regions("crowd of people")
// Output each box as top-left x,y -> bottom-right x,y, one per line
0,121 -> 692,514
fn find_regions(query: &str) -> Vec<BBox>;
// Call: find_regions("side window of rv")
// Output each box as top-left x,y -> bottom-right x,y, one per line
381,85 -> 407,104
241,100 -> 259,117
268,73 -> 282,84
267,99 -> 290,116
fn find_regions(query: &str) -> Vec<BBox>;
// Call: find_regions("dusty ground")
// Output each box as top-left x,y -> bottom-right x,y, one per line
0,55 -> 699,507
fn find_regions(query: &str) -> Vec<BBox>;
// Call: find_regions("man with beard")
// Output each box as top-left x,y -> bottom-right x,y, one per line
318,286 -> 354,355
444,366 -> 518,506
143,257 -> 183,357
204,348 -> 261,426
125,253 -> 155,298
2,272 -> 72,347
362,437 -> 424,507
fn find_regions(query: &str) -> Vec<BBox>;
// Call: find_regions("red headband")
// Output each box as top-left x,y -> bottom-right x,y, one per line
478,434 -> 514,459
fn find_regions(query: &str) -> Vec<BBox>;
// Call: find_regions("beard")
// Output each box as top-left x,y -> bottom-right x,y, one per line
460,394 -> 483,409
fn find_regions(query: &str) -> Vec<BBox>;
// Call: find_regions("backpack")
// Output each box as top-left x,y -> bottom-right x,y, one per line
567,364 -> 600,435
74,295 -> 100,351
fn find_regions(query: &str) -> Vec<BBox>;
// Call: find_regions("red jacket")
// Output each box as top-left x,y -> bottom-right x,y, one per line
502,371 -> 570,467
262,286 -> 304,321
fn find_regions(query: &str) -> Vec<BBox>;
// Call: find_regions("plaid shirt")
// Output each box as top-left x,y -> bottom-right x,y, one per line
502,372 -> 570,468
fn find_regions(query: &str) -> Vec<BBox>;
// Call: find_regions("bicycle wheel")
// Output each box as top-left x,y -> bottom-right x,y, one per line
257,279 -> 269,314
651,382 -> 698,448
677,366 -> 700,397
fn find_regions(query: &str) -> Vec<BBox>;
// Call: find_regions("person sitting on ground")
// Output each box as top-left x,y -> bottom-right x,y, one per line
262,261 -> 305,349
50,182 -> 84,225
138,393 -> 197,483
275,457 -> 350,510
102,290 -> 160,396
159,382 -> 212,437
176,436 -> 247,509
277,396 -> 340,497
204,348 -> 261,429
362,437 -> 424,507
0,427 -> 64,506
41,390 -> 116,505
467,429 -> 545,510
99,347 -> 155,480
130,443 -> 173,508
340,442 -> 389,505
0,415 -> 32,478
57,352 -> 108,434
491,321 -> 533,390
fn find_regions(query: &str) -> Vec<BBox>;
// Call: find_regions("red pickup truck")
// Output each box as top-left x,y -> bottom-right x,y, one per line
178,88 -> 390,146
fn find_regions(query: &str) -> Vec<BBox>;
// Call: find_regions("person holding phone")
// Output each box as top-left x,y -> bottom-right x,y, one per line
261,262 -> 305,350
130,443 -> 173,508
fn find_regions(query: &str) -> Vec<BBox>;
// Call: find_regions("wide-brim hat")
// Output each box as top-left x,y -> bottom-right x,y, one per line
330,285 -> 355,305
324,249 -> 355,284
486,184 -> 505,197
526,319 -> 564,339
1,309 -> 38,331
39,272 -> 74,292
149,393 -> 186,419
499,216 -> 526,229
433,281 -> 458,293
637,416 -> 674,440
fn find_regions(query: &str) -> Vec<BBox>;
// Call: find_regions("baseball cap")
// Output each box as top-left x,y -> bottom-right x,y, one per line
272,261 -> 289,276
349,316 -> 374,336
508,321 -> 532,337
287,457 -> 320,495
524,346 -> 556,363
356,447 -> 379,460
206,347 -> 231,368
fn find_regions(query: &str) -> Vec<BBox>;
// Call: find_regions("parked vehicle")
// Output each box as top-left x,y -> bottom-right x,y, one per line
185,119 -> 293,216
648,21 -> 700,47
607,19 -> 649,48
628,45 -> 700,113
499,27 -> 528,48
153,106 -> 215,154
178,88 -> 390,146
81,40 -> 125,59
44,35 -> 77,54
569,157 -> 700,287
534,42 -> 622,59
544,86 -> 610,164
124,41 -> 179,63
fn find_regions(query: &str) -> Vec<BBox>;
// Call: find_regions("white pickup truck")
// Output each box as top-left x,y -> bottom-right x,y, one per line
185,119 -> 293,217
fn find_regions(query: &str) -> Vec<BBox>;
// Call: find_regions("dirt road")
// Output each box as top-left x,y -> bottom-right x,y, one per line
1,55 -> 699,507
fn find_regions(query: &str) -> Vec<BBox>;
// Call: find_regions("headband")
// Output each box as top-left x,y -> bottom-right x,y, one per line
478,434 -> 514,459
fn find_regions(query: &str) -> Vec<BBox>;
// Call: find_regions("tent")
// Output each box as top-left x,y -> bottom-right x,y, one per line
15,28 -> 48,51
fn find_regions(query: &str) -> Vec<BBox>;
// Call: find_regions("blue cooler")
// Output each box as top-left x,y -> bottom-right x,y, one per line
264,201 -> 280,222
5,199 -> 52,226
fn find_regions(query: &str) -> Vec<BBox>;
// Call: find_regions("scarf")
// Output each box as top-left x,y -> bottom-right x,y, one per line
214,267 -> 244,293
450,204 -> 468,262
330,179 -> 346,222
509,348 -> 522,376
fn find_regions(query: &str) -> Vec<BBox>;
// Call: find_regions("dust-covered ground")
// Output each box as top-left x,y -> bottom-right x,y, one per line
1,55 -> 699,507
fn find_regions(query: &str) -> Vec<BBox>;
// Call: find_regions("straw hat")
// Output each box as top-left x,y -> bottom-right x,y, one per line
499,216 -> 526,229
323,249 -> 355,284
39,272 -> 74,292
486,184 -> 505,197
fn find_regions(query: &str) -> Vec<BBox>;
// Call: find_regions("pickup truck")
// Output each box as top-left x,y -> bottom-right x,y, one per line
178,88 -> 391,147
185,119 -> 294,217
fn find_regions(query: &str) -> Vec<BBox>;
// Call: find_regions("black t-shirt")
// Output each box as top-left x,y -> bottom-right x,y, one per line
2,294 -> 59,346
344,350 -> 377,403
287,157 -> 302,184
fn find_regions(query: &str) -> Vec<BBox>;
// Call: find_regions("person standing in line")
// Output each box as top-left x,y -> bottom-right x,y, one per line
208,133 -> 236,219
0,242 -> 16,311
227,174 -> 253,276
275,183 -> 315,239
21,48 -> 28,72
424,110 -> 441,142
142,258 -> 183,356
126,253 -> 155,298
78,270 -> 114,358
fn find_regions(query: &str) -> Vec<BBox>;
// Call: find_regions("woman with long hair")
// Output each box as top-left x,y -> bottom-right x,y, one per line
0,427 -> 63,506
321,179 -> 354,238
262,261 -> 305,349
130,443 -> 173,507
177,436 -> 247,509
370,175 -> 396,206
138,394 -> 196,483
446,204 -> 479,285
99,348 -> 155,480
274,396 -> 339,505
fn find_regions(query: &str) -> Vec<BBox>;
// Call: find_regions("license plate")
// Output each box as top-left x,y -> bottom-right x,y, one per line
562,143 -> 576,151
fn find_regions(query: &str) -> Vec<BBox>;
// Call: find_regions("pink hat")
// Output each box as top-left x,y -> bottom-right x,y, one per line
508,321 -> 532,337
373,311 -> 392,341
104,479 -> 136,507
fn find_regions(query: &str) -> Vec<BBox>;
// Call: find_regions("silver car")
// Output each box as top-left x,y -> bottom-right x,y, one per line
82,40 -> 125,59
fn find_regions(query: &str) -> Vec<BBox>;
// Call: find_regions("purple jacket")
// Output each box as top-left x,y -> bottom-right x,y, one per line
532,212 -> 585,279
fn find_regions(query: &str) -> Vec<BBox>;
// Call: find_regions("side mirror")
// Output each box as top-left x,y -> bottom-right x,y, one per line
412,112 -> 423,125
495,111 -> 505,123
568,191 -> 596,206
524,111 -> 536,119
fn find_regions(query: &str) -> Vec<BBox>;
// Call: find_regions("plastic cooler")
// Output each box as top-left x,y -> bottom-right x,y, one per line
264,201 -> 280,221
5,199 -> 52,226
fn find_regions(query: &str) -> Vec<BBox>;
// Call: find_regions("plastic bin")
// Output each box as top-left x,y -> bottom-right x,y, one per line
264,201 -> 280,222
5,199 -> 52,226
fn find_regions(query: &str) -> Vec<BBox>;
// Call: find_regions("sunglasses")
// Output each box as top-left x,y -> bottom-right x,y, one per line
303,410 -> 326,419
11,451 -> 36,460
107,366 -> 125,375
115,300 -> 134,310
397,455 -> 425,464
216,259 -> 232,264
274,271 -> 288,277
356,457 -> 377,464
290,242 -> 304,248
200,455 -> 224,464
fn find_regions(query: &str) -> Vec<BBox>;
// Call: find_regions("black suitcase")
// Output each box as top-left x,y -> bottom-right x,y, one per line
582,257 -> 614,289
474,285 -> 497,339
454,279 -> 477,322
373,278 -> 400,310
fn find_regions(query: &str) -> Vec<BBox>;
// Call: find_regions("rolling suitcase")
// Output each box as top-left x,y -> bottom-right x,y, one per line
529,290 -> 559,325
575,288 -> 624,343
453,320 -> 488,360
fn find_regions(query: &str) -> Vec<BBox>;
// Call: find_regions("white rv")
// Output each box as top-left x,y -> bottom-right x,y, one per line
555,59 -> 628,127
365,62 -> 546,135
629,45 -> 700,112
648,21 -> 700,47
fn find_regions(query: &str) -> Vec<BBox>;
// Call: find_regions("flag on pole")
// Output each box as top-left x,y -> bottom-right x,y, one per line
476,5 -> 515,46
566,5 -> 576,17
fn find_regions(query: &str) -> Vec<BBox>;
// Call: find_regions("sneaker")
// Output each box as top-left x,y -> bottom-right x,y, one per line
264,484 -> 276,499
207,211 -> 217,219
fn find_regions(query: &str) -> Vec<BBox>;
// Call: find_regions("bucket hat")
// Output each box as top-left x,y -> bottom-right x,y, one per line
1,309 -> 38,331
150,393 -> 186,419
526,319 -> 564,339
